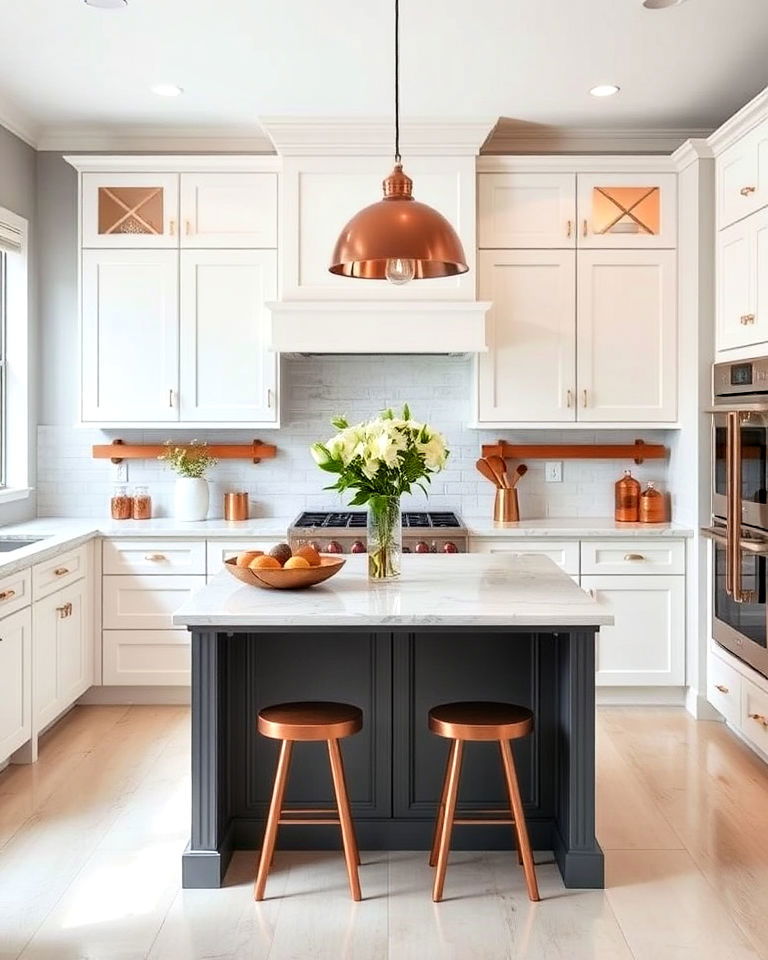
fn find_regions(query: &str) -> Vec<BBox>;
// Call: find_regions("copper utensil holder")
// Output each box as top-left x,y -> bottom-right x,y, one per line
493,488 -> 519,523
224,492 -> 249,521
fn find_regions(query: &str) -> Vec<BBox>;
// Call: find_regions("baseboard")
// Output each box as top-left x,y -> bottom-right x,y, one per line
685,687 -> 723,720
77,685 -> 191,705
596,686 -> 687,706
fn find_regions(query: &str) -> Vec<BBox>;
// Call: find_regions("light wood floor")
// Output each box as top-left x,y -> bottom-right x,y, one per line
0,706 -> 767,960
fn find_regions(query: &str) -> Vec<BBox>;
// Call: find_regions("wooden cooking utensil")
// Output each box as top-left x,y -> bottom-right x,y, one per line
510,464 -> 528,487
487,455 -> 509,488
476,458 -> 502,487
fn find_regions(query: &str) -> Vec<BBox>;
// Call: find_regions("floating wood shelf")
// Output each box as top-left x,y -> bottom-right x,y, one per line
92,439 -> 277,465
482,438 -> 666,466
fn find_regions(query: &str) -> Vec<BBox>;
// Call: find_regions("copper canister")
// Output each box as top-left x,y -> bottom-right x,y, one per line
639,482 -> 666,523
615,470 -> 641,522
224,492 -> 249,521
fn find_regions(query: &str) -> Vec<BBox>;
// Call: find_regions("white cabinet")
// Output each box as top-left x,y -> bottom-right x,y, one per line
477,174 -> 576,248
180,173 -> 277,248
470,538 -> 580,577
180,250 -> 278,422
707,651 -> 741,725
717,121 -> 768,229
0,607 -> 32,762
476,250 -> 576,423
81,172 -> 180,248
81,249 -> 179,423
717,207 -> 768,351
577,173 -> 677,249
576,250 -> 677,422
103,574 -> 204,631
581,539 -> 685,576
206,538 -> 282,577
103,538 -> 207,576
103,630 -> 191,686
582,574 -> 685,686
33,578 -> 92,730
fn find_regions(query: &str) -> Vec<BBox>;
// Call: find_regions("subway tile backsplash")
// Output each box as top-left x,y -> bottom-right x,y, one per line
37,356 -> 672,521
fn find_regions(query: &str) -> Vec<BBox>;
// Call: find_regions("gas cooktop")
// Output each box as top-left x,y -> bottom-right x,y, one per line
293,511 -> 462,529
288,510 -> 468,554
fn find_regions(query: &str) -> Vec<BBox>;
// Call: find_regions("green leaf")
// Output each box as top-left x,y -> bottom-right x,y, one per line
402,402 -> 411,421
348,490 -> 371,506
330,415 -> 349,430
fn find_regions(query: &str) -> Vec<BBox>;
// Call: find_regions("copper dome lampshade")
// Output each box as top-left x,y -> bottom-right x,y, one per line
328,0 -> 468,285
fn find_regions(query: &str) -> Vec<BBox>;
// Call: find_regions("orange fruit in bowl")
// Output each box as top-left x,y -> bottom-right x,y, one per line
249,554 -> 282,570
283,555 -> 311,570
236,551 -> 263,568
295,543 -> 321,567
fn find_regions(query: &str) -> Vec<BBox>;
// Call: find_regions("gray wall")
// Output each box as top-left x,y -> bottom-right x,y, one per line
0,125 -> 37,523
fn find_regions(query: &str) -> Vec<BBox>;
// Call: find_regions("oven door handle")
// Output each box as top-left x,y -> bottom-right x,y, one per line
726,411 -> 736,597
701,526 -> 768,555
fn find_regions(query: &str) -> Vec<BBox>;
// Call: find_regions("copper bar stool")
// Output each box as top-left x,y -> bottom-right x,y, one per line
254,701 -> 363,902
428,701 -> 540,903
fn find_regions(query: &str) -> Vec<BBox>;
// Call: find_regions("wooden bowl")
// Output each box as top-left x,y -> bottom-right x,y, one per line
224,555 -> 346,590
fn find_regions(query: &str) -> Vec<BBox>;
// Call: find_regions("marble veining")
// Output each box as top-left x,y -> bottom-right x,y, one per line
172,553 -> 614,628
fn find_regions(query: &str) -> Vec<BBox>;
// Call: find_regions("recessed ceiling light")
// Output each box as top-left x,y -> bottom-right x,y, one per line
84,0 -> 128,8
643,0 -> 685,7
151,84 -> 184,98
590,84 -> 620,98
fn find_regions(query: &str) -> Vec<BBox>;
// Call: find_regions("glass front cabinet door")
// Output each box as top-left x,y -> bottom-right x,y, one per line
81,173 -> 180,248
577,173 -> 677,249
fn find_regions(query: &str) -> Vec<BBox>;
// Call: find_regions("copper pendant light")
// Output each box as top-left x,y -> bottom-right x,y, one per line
329,0 -> 468,284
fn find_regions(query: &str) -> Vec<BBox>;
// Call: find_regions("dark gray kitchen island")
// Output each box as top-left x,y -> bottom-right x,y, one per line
173,553 -> 612,890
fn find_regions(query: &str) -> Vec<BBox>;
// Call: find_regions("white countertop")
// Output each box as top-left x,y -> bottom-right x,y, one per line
172,553 -> 614,628
466,517 -> 693,538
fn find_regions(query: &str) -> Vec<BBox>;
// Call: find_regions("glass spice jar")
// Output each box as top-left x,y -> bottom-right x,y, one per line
132,485 -> 152,520
110,484 -> 133,520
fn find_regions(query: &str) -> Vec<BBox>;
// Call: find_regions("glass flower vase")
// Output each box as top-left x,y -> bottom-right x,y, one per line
367,496 -> 402,581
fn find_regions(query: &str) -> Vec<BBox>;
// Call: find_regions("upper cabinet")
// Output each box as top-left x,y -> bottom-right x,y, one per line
717,122 -> 768,230
179,173 -> 278,248
478,174 -> 576,248
577,173 -> 677,249
82,173 -> 180,248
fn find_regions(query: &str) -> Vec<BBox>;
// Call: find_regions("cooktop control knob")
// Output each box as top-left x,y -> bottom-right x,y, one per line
326,541 -> 344,554
350,540 -> 366,554
402,546 -> 412,553
415,541 -> 431,554
442,541 -> 459,553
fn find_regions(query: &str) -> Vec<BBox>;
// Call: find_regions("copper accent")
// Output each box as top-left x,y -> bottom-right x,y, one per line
223,555 -> 345,590
727,411 -> 756,602
428,702 -> 539,903
493,488 -> 519,523
714,684 -> 730,694
740,314 -> 756,325
591,186 -> 660,236
144,553 -> 166,562
254,702 -> 362,902
639,483 -> 666,523
98,186 -> 164,236
476,458 -> 501,487
224,492 -> 249,521
615,471 -> 640,523
623,553 -> 646,561
94,438 -> 276,465
486,455 -> 509,488
482,438 -> 666,465
329,165 -> 468,281
54,567 -> 70,577
0,589 -> 16,602
741,186 -> 757,196
748,712 -> 768,727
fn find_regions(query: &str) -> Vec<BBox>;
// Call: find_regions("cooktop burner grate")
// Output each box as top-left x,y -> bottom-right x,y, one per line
293,510 -> 462,529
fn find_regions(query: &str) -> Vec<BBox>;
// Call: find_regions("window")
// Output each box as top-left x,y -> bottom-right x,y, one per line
0,206 -> 29,500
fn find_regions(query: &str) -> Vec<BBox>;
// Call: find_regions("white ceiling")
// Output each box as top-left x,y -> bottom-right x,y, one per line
1,0 -> 767,148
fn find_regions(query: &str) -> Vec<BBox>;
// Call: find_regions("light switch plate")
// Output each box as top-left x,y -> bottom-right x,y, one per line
545,461 -> 563,483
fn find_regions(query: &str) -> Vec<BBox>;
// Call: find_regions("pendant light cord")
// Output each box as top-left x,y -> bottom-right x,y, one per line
394,0 -> 401,164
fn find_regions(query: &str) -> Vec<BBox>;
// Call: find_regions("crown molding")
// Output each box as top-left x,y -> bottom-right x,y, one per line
707,85 -> 768,155
483,120 -> 711,156
0,97 -> 40,148
670,138 -> 714,172
37,125 -> 275,154
477,154 -> 677,173
63,154 -> 281,173
259,117 -> 496,156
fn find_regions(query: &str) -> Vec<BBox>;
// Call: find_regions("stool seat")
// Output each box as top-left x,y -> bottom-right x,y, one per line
428,701 -> 533,742
258,701 -> 363,741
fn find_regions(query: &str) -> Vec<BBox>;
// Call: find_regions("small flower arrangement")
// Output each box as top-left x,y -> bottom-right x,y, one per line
158,440 -> 218,479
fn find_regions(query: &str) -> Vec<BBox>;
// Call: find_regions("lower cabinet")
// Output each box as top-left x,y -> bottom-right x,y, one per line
34,577 -> 93,730
103,630 -> 191,686
708,647 -> 768,760
0,607 -> 32,760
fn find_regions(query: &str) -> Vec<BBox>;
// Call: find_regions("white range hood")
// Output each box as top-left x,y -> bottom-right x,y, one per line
261,118 -> 493,355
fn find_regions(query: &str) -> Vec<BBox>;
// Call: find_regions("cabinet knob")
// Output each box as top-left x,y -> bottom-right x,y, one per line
0,589 -> 16,602
56,602 -> 72,619
740,314 -> 756,325
740,186 -> 757,196
54,567 -> 69,577
748,712 -> 768,727
145,553 -> 167,562
623,553 -> 646,561
714,683 -> 729,694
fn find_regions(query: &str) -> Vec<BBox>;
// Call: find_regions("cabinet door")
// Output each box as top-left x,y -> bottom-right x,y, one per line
103,630 -> 190,686
0,607 -> 32,761
180,173 -> 278,248
477,173 -> 576,248
718,123 -> 768,229
82,173 -> 179,248
476,250 -> 576,423
581,575 -> 684,686
470,539 -> 580,577
577,173 -> 676,249
180,250 -> 277,422
82,250 -> 179,423
103,575 -> 206,630
717,218 -> 754,350
576,250 -> 676,422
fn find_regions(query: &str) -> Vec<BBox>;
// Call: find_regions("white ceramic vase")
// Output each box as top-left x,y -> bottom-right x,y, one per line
174,477 -> 209,521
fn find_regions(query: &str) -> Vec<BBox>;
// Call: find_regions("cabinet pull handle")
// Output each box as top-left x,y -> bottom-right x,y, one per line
582,219 -> 588,238
566,389 -> 573,408
0,589 -> 16,601
145,553 -> 166,562
185,219 -> 193,236
566,220 -> 572,238
267,388 -> 273,408
582,389 -> 588,408
56,603 -> 69,619
169,218 -> 176,236
169,388 -> 174,408
749,712 -> 768,727
624,553 -> 646,561
714,683 -> 729,694
587,588 -> 596,599
740,186 -> 756,196
740,314 -> 756,325
54,567 -> 69,577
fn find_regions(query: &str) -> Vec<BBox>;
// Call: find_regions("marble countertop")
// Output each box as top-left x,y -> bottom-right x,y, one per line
466,517 -> 693,538
172,553 -> 614,628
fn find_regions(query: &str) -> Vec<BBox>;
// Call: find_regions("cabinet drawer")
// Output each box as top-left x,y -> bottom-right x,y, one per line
471,539 -> 579,576
206,538 -> 282,577
707,652 -> 741,725
103,630 -> 190,686
103,539 -> 206,575
740,676 -> 768,756
580,540 -> 685,575
0,568 -> 32,618
33,546 -> 87,601
103,575 -> 205,630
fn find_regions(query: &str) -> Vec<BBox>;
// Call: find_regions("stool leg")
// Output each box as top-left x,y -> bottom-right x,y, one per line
429,739 -> 457,867
499,739 -> 540,902
327,738 -> 362,901
254,739 -> 294,901
335,739 -> 362,866
432,739 -> 464,903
